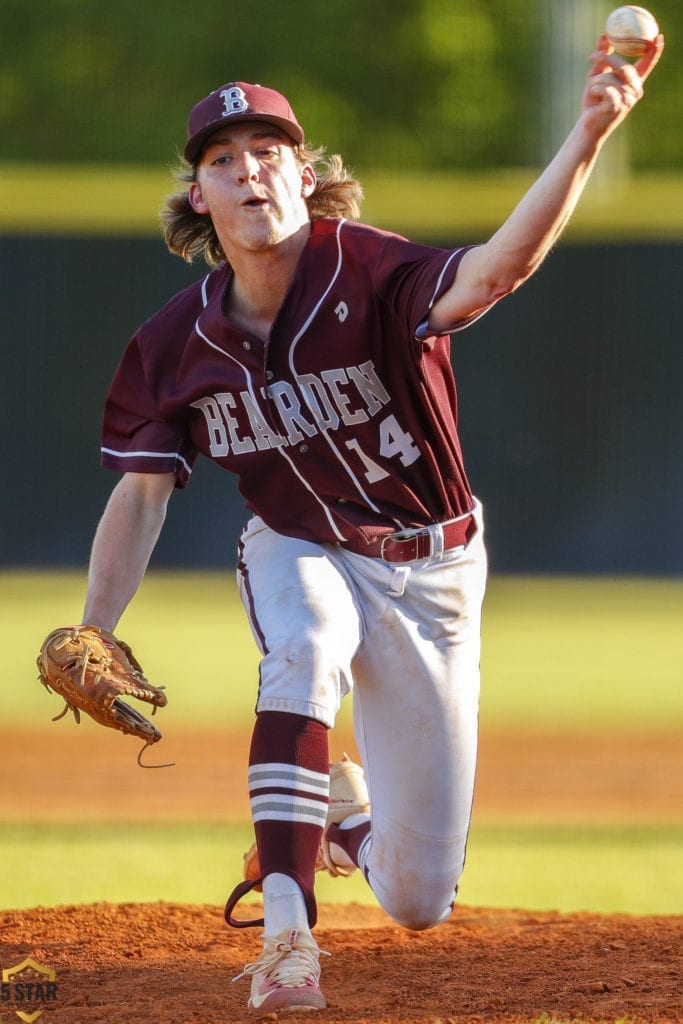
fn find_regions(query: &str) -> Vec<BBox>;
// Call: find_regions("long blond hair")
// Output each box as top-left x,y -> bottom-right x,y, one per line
160,144 -> 364,267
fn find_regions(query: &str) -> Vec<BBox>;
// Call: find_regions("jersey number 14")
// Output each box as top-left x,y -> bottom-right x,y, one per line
345,413 -> 420,482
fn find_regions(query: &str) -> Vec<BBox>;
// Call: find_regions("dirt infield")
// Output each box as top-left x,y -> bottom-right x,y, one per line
3,727 -> 682,824
1,728 -> 681,1023
1,901 -> 680,1023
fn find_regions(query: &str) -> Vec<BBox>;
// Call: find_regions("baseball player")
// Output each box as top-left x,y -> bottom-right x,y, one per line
73,31 -> 661,1014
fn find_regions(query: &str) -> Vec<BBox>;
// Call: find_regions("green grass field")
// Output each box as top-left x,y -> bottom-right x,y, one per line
2,570 -> 681,915
4,822 -> 681,916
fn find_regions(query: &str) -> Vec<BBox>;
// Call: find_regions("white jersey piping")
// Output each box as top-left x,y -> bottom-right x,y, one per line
427,247 -> 464,310
421,245 -> 493,337
101,446 -> 193,476
195,271 -> 346,542
288,219 -> 386,519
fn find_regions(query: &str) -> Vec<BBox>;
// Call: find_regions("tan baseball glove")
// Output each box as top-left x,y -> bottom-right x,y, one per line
37,625 -> 169,763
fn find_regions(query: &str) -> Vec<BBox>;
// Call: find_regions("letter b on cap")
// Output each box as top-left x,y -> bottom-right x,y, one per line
220,87 -> 249,116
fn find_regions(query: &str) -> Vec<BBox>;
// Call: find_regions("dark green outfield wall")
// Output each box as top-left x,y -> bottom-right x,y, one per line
1,235 -> 681,574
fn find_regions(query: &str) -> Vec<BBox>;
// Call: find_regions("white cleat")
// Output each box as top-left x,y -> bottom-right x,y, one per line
235,928 -> 328,1013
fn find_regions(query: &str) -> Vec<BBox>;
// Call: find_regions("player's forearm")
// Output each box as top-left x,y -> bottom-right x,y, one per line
478,118 -> 604,293
82,473 -> 174,631
429,123 -> 602,332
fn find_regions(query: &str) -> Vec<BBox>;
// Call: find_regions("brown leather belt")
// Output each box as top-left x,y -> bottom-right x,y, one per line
341,513 -> 476,563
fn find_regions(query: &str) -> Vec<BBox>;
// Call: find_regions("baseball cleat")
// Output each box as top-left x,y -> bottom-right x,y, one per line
234,928 -> 328,1013
327,753 -> 370,824
243,753 -> 370,885
319,753 -> 370,876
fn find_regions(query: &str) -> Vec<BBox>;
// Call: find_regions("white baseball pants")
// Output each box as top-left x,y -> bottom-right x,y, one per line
236,503 -> 487,930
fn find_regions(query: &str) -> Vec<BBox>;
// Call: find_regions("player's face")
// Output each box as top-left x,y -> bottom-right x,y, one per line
189,123 -> 315,255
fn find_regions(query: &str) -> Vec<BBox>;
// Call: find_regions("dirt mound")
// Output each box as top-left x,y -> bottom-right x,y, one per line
1,900 -> 680,1023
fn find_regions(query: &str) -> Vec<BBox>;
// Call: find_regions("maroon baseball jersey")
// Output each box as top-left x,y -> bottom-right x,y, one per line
102,218 -> 489,546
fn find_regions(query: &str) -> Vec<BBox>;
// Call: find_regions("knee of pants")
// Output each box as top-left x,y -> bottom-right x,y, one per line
364,824 -> 464,931
257,639 -> 353,727
373,884 -> 455,932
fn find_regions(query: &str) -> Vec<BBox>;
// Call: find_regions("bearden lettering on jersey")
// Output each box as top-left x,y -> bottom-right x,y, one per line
191,359 -> 404,463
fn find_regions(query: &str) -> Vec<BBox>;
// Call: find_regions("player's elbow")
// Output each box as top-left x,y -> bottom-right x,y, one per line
477,234 -> 553,303
429,246 -> 538,333
479,256 -> 535,303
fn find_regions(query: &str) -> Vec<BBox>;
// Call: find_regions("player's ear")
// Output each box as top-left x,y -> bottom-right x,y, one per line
189,181 -> 210,215
300,164 -> 316,199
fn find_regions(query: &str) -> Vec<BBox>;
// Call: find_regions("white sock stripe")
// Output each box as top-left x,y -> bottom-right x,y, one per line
250,793 -> 329,825
248,762 -> 329,796
250,792 -> 328,814
251,806 -> 328,826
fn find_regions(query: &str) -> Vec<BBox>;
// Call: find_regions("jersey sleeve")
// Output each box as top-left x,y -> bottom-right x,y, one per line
372,235 -> 489,344
101,331 -> 198,487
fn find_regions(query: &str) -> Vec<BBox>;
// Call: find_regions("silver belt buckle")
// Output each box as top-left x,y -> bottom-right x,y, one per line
380,527 -> 430,562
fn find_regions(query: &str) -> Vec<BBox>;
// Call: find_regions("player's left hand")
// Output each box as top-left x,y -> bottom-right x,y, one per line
580,32 -> 664,137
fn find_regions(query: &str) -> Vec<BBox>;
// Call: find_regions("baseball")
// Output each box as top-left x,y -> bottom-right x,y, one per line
605,5 -> 659,57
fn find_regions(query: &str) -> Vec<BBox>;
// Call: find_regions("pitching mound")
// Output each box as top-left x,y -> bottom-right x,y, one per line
1,900 -> 680,1023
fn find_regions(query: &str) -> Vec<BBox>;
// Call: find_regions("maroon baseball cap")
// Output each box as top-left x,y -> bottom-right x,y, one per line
184,81 -> 305,163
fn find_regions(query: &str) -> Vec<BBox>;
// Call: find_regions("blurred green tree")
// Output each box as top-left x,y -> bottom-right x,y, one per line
0,0 -> 680,170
